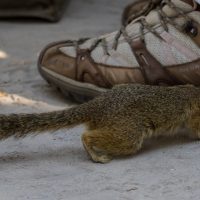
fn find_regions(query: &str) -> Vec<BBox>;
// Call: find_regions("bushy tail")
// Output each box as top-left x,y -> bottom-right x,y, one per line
0,104 -> 92,140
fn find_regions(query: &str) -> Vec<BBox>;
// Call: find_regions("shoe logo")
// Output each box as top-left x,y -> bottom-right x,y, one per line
180,65 -> 200,72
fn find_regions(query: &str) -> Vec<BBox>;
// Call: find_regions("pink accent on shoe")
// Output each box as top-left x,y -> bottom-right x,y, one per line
108,49 -> 133,67
160,31 -> 199,60
161,40 -> 176,65
101,54 -> 109,64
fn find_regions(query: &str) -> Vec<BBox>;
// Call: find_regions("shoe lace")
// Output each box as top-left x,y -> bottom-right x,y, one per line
73,0 -> 192,55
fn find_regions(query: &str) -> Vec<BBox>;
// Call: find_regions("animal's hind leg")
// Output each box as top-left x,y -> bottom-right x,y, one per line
82,130 -> 112,163
81,129 -> 144,163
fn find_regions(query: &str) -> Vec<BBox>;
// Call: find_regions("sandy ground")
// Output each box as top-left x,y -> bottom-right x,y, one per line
0,0 -> 200,199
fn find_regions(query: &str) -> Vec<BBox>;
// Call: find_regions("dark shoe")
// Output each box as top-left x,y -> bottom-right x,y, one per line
38,0 -> 200,103
0,0 -> 69,22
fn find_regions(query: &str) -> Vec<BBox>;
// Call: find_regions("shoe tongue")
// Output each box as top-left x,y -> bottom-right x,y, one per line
181,0 -> 197,7
93,0 -> 197,48
178,0 -> 195,8
163,0 -> 196,12
145,0 -> 197,26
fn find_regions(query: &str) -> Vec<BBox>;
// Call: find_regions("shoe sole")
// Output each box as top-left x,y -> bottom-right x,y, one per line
37,44 -> 109,103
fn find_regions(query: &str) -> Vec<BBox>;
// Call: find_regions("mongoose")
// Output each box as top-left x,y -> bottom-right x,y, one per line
0,84 -> 200,163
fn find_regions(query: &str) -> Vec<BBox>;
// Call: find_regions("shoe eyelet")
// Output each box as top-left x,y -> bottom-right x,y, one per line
140,53 -> 150,67
184,22 -> 198,37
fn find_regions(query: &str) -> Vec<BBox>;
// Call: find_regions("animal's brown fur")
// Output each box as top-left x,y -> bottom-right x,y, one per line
1,84 -> 200,163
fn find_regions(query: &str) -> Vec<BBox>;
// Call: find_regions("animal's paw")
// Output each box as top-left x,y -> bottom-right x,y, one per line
97,154 -> 112,164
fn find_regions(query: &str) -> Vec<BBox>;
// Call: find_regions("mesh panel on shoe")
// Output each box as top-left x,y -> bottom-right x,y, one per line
91,42 -> 139,67
169,45 -> 191,64
126,22 -> 141,38
91,47 -> 105,64
59,46 -> 76,58
168,24 -> 200,57
80,38 -> 97,49
146,10 -> 160,25
145,31 -> 168,66
116,43 -> 139,67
